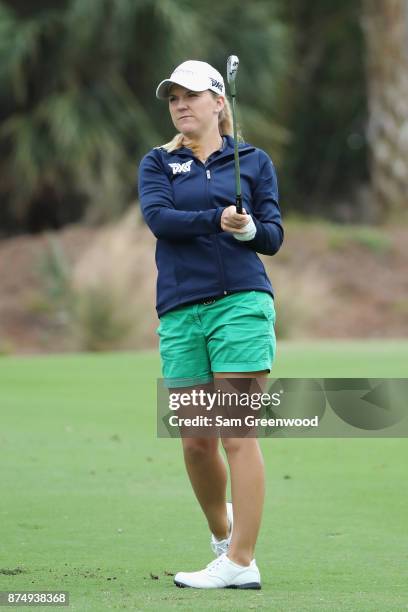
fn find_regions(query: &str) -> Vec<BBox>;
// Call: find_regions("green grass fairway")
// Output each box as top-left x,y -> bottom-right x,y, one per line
1,341 -> 408,611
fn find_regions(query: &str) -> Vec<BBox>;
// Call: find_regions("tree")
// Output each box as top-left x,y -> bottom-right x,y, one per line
0,1 -> 161,233
361,0 -> 408,220
0,0 -> 288,235
276,0 -> 369,219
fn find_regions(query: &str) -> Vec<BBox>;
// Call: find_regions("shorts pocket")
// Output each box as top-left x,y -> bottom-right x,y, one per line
156,310 -> 180,337
253,292 -> 276,324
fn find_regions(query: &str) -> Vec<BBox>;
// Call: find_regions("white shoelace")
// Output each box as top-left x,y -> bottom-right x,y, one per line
206,555 -> 227,574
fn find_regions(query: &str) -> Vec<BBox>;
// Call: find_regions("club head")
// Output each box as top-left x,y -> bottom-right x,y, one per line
227,55 -> 239,84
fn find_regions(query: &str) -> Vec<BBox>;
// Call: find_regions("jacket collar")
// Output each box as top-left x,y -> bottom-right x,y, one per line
167,134 -> 255,160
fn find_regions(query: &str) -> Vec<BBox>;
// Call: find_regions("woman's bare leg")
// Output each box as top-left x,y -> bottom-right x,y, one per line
215,371 -> 268,566
181,436 -> 229,540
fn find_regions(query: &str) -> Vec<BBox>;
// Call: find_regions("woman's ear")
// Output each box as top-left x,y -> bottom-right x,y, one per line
215,95 -> 225,114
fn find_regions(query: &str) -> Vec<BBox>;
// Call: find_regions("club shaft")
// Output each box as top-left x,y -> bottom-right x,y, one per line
231,94 -> 242,213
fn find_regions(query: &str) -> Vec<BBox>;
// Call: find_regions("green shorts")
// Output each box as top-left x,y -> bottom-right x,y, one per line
157,291 -> 276,388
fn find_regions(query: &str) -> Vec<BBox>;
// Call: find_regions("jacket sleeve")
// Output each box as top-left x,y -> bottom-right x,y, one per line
138,150 -> 223,239
245,149 -> 284,256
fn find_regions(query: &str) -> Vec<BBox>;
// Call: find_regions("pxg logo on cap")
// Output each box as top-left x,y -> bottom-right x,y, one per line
209,77 -> 223,93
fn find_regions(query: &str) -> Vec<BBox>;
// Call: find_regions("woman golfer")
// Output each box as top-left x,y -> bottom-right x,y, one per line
138,60 -> 283,589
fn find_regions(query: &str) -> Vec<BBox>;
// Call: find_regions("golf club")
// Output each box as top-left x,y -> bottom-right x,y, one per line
226,55 -> 242,214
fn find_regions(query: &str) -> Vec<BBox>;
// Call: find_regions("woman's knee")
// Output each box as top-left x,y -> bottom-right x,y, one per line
182,437 -> 219,462
221,437 -> 255,455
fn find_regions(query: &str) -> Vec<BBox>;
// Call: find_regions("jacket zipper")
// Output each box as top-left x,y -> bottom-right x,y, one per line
204,161 -> 227,295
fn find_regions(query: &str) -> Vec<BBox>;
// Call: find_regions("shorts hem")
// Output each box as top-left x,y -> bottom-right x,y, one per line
164,373 -> 213,389
211,361 -> 272,373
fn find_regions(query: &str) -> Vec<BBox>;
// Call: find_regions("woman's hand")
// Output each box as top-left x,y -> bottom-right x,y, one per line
221,205 -> 250,233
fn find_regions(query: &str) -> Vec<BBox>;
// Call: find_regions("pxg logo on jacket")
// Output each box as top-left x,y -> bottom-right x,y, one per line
169,160 -> 194,175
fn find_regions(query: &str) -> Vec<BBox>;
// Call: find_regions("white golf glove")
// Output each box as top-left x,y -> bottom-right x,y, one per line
233,215 -> 257,241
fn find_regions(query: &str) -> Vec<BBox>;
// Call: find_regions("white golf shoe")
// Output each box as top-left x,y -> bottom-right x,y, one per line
174,553 -> 261,589
210,502 -> 233,557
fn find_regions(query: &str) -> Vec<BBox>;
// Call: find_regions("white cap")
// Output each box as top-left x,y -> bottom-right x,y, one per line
156,60 -> 225,99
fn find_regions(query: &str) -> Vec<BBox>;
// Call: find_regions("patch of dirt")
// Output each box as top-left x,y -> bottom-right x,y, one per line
270,224 -> 408,338
0,212 -> 407,354
0,225 -> 97,353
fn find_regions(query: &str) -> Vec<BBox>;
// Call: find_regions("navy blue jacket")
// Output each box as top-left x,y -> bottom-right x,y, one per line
138,135 -> 283,317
